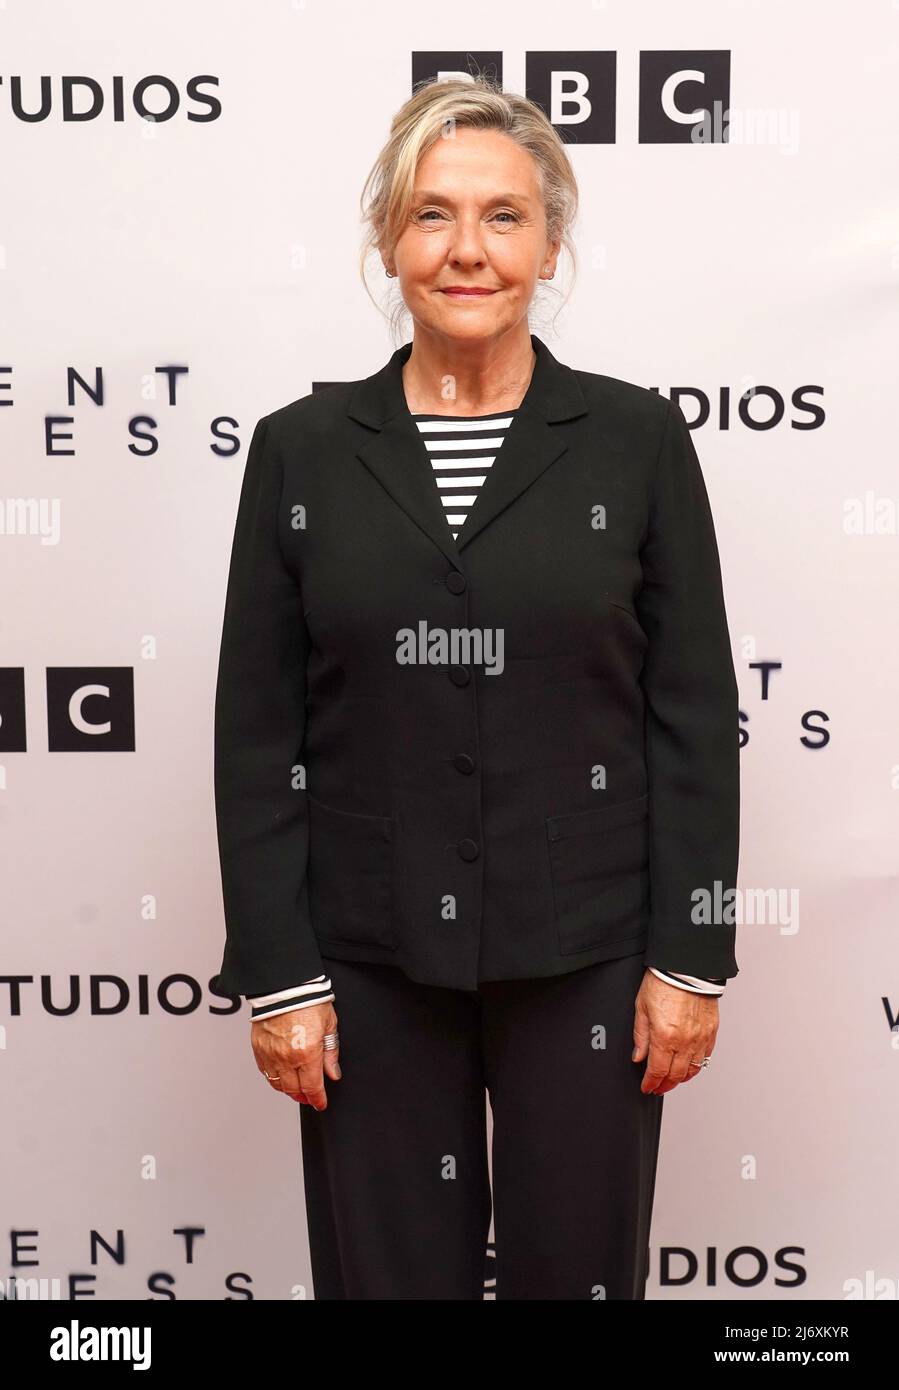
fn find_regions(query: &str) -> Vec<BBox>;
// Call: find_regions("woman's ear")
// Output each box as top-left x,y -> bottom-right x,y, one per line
541,240 -> 561,278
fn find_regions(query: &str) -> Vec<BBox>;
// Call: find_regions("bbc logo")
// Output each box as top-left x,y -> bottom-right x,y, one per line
412,51 -> 732,143
0,668 -> 135,751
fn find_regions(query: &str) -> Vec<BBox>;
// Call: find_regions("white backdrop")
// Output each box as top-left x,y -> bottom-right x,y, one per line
2,0 -> 898,1301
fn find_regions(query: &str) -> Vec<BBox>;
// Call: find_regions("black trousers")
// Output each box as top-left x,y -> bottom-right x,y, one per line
299,950 -> 664,1300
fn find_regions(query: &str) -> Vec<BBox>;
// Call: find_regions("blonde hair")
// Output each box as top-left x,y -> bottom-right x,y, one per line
359,74 -> 579,342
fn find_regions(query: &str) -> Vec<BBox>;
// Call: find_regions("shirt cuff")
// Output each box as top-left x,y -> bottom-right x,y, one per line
648,967 -> 726,996
246,976 -> 335,1020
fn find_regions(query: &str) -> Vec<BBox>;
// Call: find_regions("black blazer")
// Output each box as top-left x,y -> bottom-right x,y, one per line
211,333 -> 740,1001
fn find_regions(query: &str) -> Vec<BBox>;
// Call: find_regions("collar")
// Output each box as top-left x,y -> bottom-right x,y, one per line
347,333 -> 588,564
347,332 -> 587,428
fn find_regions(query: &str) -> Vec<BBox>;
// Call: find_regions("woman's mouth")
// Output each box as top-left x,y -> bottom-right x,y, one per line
439,287 -> 498,298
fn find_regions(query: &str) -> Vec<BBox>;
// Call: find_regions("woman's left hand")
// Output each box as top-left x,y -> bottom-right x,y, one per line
632,970 -> 719,1095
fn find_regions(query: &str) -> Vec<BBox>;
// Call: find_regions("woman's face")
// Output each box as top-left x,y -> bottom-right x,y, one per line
386,127 -> 560,347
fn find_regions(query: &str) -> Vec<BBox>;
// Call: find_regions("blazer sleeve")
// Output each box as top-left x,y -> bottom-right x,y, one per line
209,412 -> 327,998
635,398 -> 740,981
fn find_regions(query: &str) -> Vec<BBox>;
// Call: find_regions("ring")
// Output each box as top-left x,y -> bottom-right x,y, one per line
322,1031 -> 339,1051
263,1070 -> 281,1083
688,1057 -> 711,1069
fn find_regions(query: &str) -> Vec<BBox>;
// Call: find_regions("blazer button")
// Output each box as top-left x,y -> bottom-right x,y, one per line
445,571 -> 467,594
448,665 -> 470,686
457,839 -> 479,861
453,753 -> 475,774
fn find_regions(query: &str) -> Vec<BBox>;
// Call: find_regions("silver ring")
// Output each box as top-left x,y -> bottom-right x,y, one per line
322,1032 -> 339,1050
688,1057 -> 711,1069
262,1070 -> 281,1083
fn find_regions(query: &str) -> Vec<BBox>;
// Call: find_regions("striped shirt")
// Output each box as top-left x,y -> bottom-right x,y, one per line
246,406 -> 725,1021
410,409 -> 515,540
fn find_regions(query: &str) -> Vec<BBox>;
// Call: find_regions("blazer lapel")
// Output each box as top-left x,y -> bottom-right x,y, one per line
352,392 -> 464,569
347,333 -> 588,565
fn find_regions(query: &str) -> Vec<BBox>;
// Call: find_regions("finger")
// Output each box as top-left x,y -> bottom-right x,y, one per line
253,1027 -> 308,1099
255,1056 -> 304,1099
632,1008 -> 650,1064
252,1036 -> 285,1092
322,1042 -> 341,1082
297,1058 -> 328,1111
275,1064 -> 304,1098
282,1013 -> 328,1096
681,1034 -> 716,1085
660,1027 -> 716,1091
654,1048 -> 693,1094
255,1057 -> 283,1089
641,1041 -> 674,1094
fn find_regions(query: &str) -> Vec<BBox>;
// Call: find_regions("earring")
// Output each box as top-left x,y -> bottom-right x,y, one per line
385,268 -> 395,278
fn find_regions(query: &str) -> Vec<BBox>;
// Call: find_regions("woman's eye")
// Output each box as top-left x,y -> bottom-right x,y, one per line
415,209 -> 520,225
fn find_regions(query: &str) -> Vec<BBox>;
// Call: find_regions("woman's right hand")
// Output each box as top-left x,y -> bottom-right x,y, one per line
251,1002 -> 340,1110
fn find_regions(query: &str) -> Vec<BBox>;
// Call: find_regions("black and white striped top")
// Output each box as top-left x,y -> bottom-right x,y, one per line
410,409 -> 515,540
246,406 -> 726,1020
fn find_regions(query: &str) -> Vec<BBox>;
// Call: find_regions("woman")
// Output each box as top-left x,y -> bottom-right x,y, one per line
211,76 -> 740,1300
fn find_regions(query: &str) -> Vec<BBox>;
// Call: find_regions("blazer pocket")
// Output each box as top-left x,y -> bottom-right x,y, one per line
546,793 -> 650,955
306,793 -> 397,950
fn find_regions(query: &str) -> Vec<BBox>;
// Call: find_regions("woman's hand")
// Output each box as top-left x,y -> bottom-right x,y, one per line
251,1002 -> 340,1110
632,970 -> 718,1095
